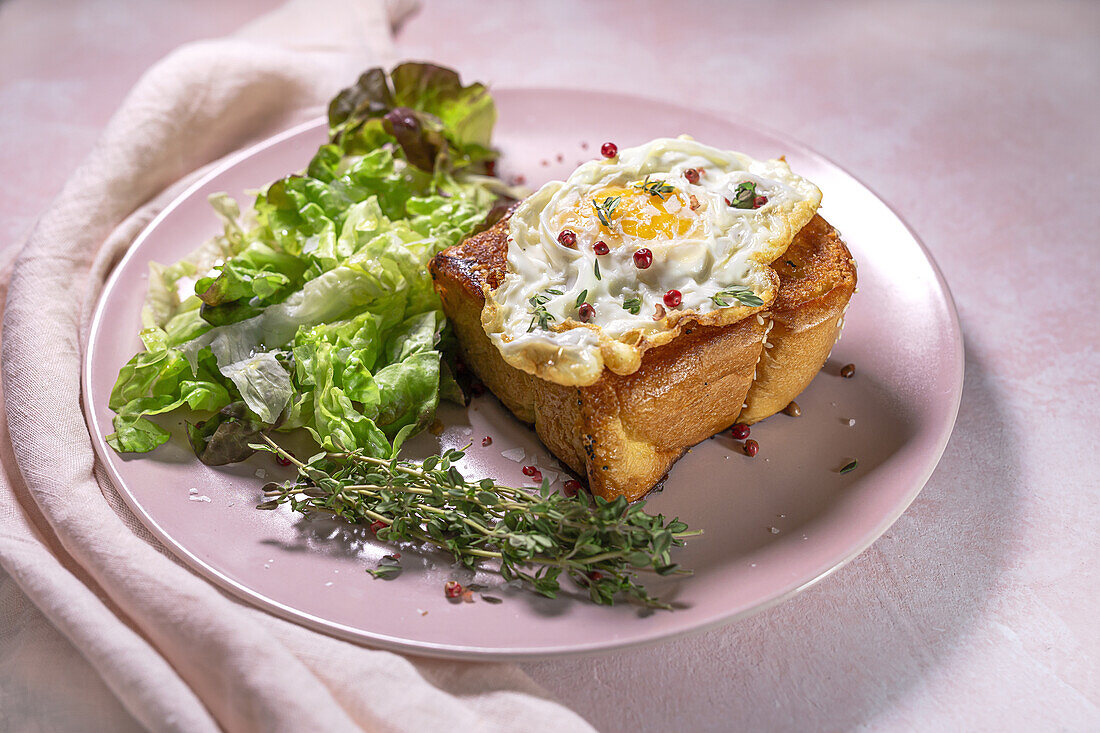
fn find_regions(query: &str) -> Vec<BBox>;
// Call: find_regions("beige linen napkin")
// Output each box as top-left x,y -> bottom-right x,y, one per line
0,1 -> 592,731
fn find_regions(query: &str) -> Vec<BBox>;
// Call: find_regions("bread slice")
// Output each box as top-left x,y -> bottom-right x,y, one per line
430,213 -> 856,501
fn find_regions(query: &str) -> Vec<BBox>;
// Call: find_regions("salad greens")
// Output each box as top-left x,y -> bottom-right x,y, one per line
108,63 -> 505,464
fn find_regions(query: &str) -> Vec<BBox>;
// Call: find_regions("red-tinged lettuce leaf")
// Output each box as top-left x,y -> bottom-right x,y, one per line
187,401 -> 279,466
328,62 -> 497,173
389,62 -> 495,151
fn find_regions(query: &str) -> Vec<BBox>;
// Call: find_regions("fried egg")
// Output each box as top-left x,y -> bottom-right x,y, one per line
481,136 -> 822,386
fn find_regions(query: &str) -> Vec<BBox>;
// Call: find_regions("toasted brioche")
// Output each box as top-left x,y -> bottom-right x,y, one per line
430,213 -> 855,501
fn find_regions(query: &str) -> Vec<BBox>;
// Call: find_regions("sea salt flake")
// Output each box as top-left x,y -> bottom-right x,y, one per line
254,468 -> 267,479
189,495 -> 211,503
189,488 -> 198,495
500,447 -> 525,462
768,526 -> 780,534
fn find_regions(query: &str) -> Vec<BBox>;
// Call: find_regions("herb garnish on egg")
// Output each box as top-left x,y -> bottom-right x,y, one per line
527,289 -> 561,332
592,195 -> 621,228
633,175 -> 676,201
726,180 -> 768,210
711,286 -> 766,308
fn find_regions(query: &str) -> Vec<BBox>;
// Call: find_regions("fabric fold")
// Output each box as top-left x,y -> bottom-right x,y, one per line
0,1 -> 592,730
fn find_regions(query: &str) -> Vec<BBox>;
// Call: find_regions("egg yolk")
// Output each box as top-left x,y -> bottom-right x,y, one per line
558,185 -> 701,242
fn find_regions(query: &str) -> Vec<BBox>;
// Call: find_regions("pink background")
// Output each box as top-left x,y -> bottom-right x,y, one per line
2,1 -> 1097,730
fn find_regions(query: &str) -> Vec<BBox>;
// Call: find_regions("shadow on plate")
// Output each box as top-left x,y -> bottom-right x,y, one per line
258,499 -> 624,619
520,341 -> 1023,732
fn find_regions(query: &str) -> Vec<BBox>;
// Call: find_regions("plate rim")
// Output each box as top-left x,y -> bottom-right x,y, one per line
82,88 -> 964,660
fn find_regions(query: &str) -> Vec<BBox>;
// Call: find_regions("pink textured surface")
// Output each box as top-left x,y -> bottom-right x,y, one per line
2,0 -> 1097,730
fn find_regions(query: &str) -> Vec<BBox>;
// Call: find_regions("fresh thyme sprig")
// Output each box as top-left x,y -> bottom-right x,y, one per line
633,176 -> 675,201
592,195 -> 621,227
527,288 -> 562,332
711,286 -> 764,308
253,436 -> 700,608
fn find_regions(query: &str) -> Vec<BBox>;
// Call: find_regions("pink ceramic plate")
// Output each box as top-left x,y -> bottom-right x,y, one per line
83,90 -> 963,660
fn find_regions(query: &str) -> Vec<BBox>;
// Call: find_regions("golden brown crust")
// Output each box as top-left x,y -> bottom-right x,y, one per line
431,214 -> 512,295
579,319 -> 764,499
739,216 -> 857,423
429,212 -> 856,501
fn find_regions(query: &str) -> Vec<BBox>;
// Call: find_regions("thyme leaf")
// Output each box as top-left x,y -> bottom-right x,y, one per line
633,175 -> 676,201
622,297 -> 642,315
710,286 -> 764,308
366,554 -> 403,579
592,195 -> 621,227
575,289 -> 589,308
527,289 -> 561,332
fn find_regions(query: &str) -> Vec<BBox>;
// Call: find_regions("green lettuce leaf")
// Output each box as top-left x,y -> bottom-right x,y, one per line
106,350 -> 231,452
107,63 -> 503,464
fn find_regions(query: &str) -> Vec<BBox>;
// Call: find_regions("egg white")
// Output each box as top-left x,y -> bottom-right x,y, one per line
481,136 -> 822,386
